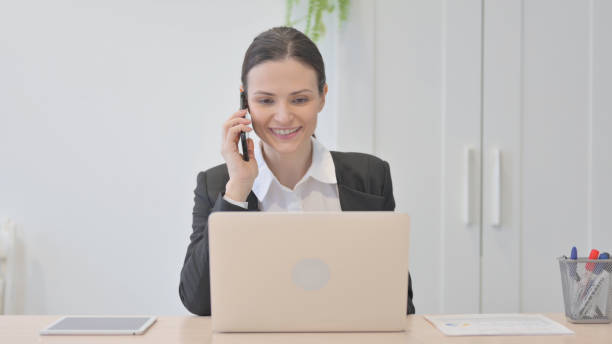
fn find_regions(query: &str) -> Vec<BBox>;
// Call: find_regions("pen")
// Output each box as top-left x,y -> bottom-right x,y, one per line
585,249 -> 600,272
579,249 -> 600,301
598,252 -> 609,259
575,250 -> 605,318
569,246 -> 579,281
585,252 -> 611,318
595,252 -> 612,273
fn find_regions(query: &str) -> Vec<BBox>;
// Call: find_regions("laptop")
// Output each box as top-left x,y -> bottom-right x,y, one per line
208,211 -> 410,333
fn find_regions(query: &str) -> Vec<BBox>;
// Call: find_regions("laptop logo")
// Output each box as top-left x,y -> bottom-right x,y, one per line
291,258 -> 331,291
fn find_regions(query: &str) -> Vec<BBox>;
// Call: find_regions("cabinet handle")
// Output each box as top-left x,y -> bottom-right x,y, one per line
463,146 -> 473,225
491,148 -> 501,227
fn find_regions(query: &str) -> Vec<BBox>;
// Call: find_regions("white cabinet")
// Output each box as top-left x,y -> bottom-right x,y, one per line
481,0 -> 612,314
340,0 -> 612,314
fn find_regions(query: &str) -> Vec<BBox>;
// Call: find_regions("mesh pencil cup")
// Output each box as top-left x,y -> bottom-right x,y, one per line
558,256 -> 612,323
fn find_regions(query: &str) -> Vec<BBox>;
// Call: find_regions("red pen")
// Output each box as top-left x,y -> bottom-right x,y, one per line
586,249 -> 600,272
577,249 -> 602,310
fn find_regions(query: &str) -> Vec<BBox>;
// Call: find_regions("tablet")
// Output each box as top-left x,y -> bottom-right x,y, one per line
40,316 -> 157,335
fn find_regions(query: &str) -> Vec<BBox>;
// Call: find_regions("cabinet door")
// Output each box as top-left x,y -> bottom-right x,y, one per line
482,0 -> 612,312
481,0 -> 521,313
374,0 -> 483,314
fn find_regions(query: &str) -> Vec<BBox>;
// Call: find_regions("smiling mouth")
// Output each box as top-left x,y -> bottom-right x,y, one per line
269,126 -> 302,138
271,127 -> 300,134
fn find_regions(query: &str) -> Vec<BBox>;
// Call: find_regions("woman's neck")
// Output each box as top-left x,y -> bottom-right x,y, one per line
261,138 -> 313,190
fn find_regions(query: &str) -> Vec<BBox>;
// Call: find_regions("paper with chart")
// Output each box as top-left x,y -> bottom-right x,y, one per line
424,313 -> 574,336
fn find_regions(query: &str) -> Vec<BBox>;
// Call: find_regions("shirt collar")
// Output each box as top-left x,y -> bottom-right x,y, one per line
252,136 -> 337,201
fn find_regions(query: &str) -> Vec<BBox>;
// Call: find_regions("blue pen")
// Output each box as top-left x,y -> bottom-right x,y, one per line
569,246 -> 580,281
596,252 -> 610,274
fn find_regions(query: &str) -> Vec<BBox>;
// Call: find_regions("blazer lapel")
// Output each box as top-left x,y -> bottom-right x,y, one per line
331,152 -> 386,211
337,184 -> 385,211
246,191 -> 260,211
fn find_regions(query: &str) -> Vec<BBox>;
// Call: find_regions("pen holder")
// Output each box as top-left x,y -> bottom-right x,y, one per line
558,257 -> 612,323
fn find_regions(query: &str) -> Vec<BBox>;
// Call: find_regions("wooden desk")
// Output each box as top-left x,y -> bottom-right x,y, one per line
1,313 -> 610,343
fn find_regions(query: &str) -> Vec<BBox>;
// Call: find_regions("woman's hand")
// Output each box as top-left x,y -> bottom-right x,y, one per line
221,109 -> 258,202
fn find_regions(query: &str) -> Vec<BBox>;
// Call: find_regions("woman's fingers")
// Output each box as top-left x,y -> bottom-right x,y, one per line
226,108 -> 247,118
223,124 -> 252,153
220,109 -> 257,170
228,123 -> 252,137
247,138 -> 255,160
225,117 -> 251,130
229,109 -> 248,121
222,114 -> 250,140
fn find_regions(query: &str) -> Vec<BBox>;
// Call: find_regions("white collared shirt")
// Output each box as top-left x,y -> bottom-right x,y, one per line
223,137 -> 341,211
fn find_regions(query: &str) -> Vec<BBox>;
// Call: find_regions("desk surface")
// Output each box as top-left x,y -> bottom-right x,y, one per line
1,313 -> 610,343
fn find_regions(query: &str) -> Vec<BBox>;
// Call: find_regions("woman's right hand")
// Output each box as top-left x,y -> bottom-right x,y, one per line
221,109 -> 258,202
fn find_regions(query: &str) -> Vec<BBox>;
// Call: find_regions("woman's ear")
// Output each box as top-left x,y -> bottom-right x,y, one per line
318,83 -> 328,112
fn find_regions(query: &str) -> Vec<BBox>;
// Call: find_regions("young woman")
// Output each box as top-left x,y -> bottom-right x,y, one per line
179,26 -> 414,315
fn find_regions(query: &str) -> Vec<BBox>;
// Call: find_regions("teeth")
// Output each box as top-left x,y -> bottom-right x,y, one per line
272,127 -> 299,135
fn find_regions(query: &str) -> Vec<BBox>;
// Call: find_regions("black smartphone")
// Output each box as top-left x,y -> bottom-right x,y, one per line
239,90 -> 249,161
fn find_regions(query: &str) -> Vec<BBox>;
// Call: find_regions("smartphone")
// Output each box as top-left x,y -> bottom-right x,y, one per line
239,90 -> 249,161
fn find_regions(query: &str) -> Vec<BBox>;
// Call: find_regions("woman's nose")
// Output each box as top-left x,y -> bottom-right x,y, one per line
273,102 -> 293,123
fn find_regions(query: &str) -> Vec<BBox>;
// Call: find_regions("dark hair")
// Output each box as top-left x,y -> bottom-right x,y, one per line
241,26 -> 326,95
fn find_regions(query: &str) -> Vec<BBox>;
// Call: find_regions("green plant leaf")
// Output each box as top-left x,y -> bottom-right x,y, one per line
286,0 -> 350,42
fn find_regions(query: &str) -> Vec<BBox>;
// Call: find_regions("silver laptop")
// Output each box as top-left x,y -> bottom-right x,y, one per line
208,211 -> 410,333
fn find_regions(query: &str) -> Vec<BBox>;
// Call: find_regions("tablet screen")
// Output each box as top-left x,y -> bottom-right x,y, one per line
41,316 -> 156,335
50,317 -> 151,330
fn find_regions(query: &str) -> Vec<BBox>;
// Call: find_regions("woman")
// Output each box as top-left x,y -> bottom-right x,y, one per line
179,26 -> 414,315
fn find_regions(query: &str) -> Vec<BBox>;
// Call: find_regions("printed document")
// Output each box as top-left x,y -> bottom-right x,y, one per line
424,314 -> 574,336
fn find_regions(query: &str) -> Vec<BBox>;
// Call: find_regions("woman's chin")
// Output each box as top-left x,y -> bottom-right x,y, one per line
267,141 -> 301,155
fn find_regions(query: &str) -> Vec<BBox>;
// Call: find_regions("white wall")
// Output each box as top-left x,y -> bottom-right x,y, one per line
0,0 -> 298,315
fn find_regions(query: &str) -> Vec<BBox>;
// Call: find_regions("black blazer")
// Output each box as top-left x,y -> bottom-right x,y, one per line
179,151 -> 415,315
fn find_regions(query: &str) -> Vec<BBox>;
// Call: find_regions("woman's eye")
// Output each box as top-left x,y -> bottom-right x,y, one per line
293,97 -> 309,104
258,99 -> 274,105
